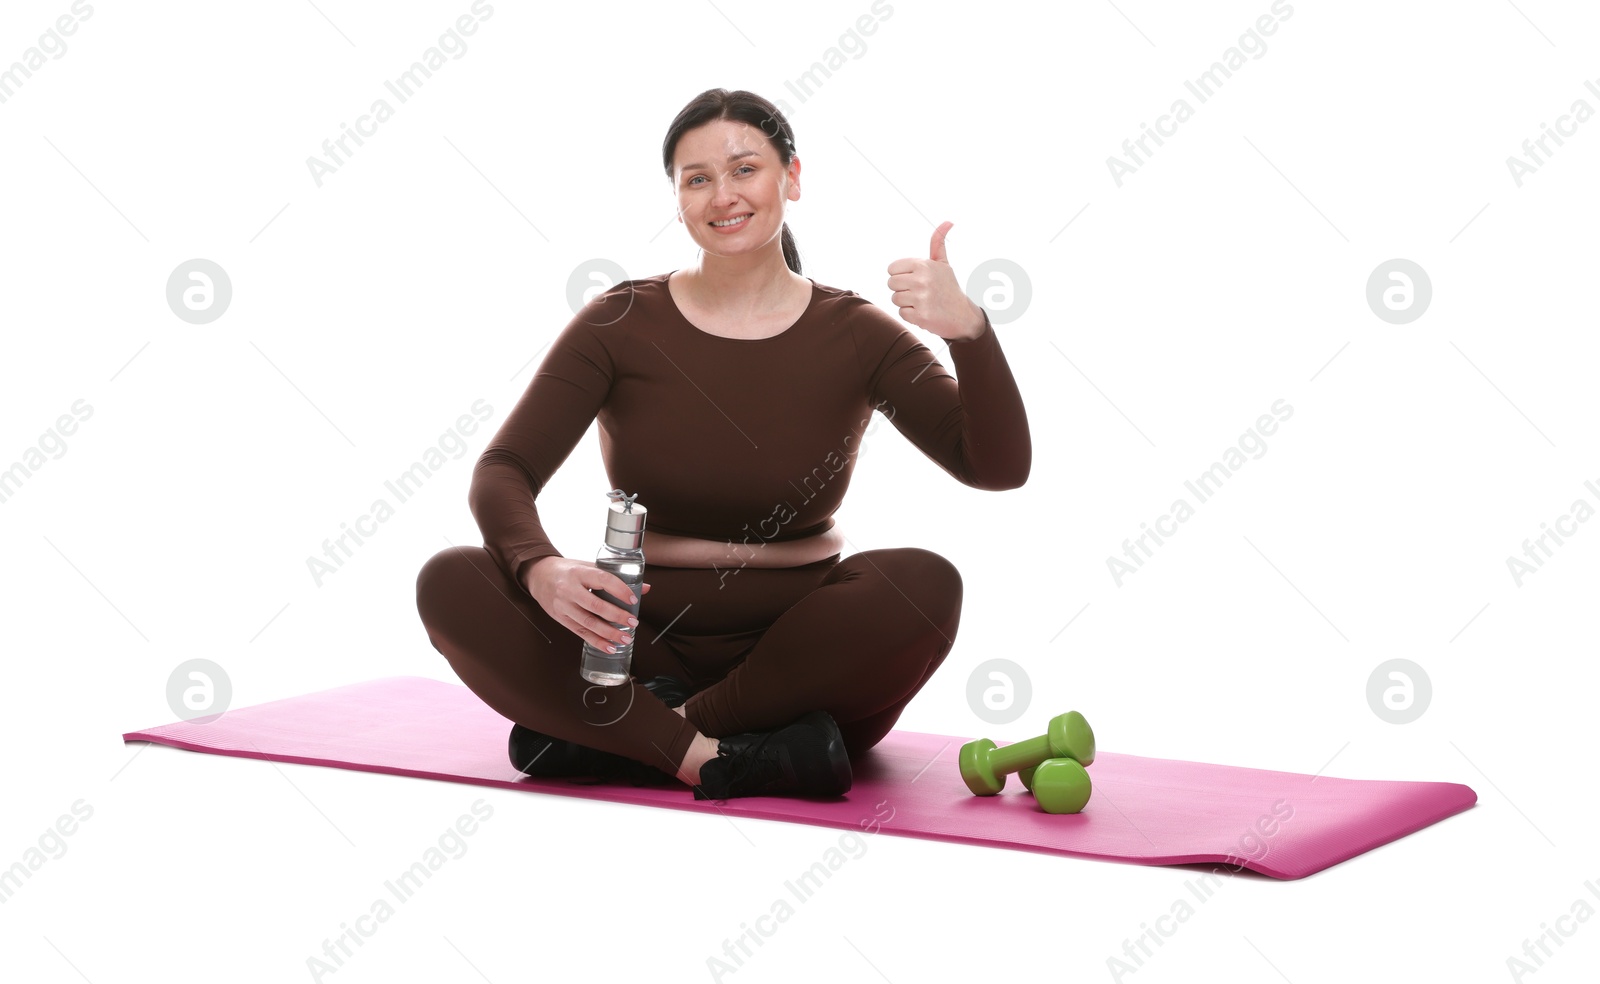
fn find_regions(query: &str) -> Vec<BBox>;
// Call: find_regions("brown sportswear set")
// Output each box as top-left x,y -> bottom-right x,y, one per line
415,272 -> 1030,777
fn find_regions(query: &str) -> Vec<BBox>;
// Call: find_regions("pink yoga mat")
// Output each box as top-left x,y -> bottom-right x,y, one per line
121,676 -> 1475,879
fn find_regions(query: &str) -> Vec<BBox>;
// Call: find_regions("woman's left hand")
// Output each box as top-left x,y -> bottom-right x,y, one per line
887,220 -> 987,342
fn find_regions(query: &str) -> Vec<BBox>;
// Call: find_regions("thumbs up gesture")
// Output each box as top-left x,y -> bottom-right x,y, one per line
886,220 -> 988,342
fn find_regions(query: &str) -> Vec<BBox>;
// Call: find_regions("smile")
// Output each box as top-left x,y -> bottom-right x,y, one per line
710,213 -> 752,228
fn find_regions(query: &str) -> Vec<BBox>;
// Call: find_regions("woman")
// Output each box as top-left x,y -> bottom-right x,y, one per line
414,88 -> 1030,801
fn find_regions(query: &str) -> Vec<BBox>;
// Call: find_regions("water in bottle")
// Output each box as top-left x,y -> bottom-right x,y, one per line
578,491 -> 648,686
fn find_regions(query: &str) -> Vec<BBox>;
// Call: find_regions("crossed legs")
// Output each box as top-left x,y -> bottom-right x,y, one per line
414,545 -> 962,783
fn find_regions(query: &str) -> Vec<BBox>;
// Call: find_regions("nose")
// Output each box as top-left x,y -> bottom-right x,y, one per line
709,169 -> 740,206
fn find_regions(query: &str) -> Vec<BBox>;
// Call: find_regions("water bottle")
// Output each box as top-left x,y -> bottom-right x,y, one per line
578,490 -> 648,686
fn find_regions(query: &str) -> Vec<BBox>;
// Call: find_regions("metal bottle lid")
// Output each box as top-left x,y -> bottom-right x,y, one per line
604,490 -> 647,550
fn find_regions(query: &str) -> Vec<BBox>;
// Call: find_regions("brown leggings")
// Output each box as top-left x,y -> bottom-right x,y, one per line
413,545 -> 963,777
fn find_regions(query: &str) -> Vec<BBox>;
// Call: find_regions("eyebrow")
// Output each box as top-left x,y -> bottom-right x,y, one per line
678,149 -> 761,173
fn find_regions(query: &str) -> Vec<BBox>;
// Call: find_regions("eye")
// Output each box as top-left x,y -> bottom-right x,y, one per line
687,165 -> 756,186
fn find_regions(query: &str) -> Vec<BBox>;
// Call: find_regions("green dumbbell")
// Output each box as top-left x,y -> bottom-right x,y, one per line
1011,755 -> 1080,795
1031,757 -> 1092,814
1019,726 -> 1095,792
959,711 -> 1096,796
1018,764 -> 1038,791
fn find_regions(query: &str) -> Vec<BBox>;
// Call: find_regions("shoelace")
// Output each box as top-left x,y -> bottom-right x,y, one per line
718,730 -> 787,792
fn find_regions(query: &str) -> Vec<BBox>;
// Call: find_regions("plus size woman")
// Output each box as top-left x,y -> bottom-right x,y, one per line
415,88 -> 1030,800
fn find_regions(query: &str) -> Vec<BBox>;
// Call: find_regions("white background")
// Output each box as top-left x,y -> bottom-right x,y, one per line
3,1 -> 1598,981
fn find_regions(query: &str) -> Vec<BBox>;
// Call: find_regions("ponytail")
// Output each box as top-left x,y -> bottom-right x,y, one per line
780,222 -> 802,274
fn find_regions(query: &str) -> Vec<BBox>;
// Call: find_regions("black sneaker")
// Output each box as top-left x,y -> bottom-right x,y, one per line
692,710 -> 853,801
508,675 -> 693,785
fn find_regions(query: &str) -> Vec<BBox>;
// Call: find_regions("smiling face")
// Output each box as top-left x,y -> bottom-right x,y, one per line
671,117 -> 800,261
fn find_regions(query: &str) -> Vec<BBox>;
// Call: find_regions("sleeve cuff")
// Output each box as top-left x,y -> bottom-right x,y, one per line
950,306 -> 994,345
511,549 -> 563,593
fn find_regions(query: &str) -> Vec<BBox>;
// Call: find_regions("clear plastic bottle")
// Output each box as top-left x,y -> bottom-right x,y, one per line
578,491 -> 648,686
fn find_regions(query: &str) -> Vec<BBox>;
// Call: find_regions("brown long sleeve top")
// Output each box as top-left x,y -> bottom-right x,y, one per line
470,272 -> 1031,591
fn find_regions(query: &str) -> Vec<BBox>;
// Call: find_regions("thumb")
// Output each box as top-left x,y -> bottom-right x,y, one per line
930,220 -> 953,263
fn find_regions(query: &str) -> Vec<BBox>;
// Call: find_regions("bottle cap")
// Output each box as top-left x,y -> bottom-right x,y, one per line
604,490 -> 647,549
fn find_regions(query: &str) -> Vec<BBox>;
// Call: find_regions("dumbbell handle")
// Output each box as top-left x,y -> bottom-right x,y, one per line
987,734 -> 1054,774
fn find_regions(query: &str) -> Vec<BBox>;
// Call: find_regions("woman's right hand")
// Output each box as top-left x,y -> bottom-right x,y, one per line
523,556 -> 650,654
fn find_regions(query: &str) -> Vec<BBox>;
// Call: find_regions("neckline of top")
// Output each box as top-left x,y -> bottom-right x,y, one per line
662,270 -> 819,342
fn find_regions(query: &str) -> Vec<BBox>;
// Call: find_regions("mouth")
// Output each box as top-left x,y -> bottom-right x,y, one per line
709,212 -> 753,230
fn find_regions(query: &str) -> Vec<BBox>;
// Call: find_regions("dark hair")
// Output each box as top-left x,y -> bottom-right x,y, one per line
662,88 -> 802,275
